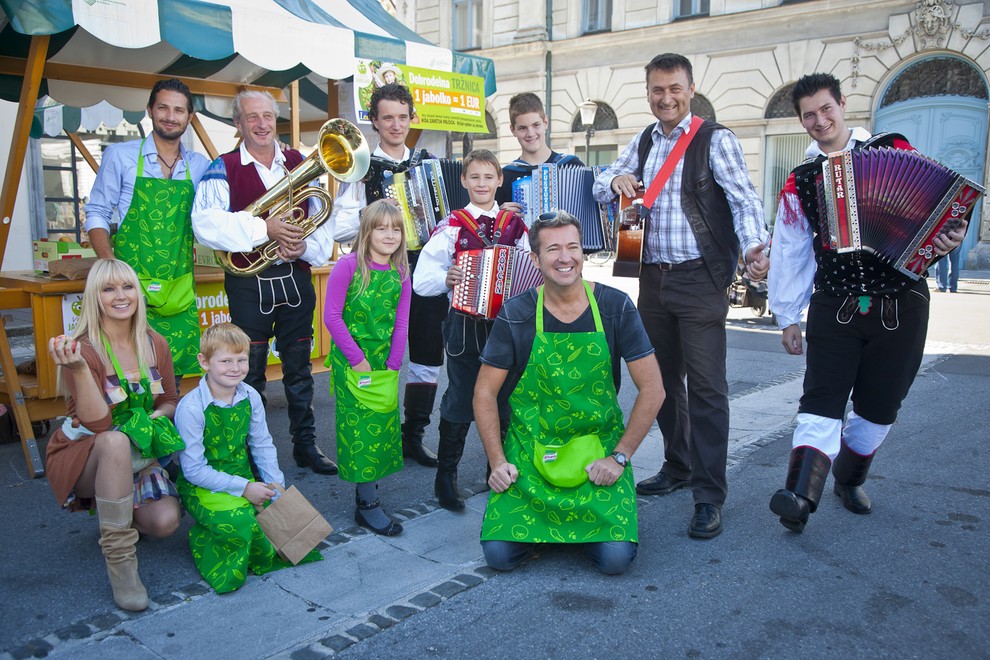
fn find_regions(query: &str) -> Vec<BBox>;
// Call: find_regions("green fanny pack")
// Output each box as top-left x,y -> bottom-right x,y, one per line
532,434 -> 605,488
345,368 -> 399,413
140,271 -> 195,317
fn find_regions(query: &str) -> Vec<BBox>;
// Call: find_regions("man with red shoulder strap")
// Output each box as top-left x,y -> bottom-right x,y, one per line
413,149 -> 530,511
191,90 -> 338,476
593,52 -> 768,539
767,73 -> 969,533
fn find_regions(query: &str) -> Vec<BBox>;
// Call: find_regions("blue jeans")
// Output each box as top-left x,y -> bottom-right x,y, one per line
481,540 -> 638,575
934,249 -> 960,292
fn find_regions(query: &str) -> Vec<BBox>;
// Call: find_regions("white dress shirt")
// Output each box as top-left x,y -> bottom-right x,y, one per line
191,143 -> 333,267
768,127 -> 872,329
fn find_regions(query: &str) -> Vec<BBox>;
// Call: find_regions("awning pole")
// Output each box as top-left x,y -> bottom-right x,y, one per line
66,133 -> 99,174
0,35 -> 48,270
190,114 -> 220,161
290,81 -> 300,149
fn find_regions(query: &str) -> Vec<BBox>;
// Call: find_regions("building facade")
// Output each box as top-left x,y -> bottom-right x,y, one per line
404,0 -> 990,267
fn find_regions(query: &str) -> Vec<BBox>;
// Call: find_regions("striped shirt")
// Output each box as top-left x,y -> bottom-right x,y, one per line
592,113 -> 767,264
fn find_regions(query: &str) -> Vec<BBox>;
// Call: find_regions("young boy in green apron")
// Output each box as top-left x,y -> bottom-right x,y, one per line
474,211 -> 663,574
175,323 -> 320,593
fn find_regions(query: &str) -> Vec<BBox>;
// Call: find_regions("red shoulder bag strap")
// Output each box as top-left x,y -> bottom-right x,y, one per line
641,116 -> 705,208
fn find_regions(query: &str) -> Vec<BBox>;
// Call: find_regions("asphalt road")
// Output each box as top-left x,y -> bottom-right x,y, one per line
1,264 -> 987,658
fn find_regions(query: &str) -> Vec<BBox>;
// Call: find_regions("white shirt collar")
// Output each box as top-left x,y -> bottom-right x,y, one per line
373,144 -> 410,163
464,201 -> 500,218
653,113 -> 694,139
239,141 -> 286,170
806,126 -> 872,158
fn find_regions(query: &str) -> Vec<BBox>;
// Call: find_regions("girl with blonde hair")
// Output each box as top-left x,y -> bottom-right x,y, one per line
46,259 -> 184,611
324,199 -> 410,535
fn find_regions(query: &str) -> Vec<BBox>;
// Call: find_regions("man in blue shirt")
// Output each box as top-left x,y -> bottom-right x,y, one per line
86,78 -> 211,378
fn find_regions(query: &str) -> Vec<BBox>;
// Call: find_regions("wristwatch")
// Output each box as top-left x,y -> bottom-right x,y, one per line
610,452 -> 628,469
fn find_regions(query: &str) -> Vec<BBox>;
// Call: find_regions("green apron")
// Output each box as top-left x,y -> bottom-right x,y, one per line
103,336 -> 184,461
481,281 -> 638,544
176,396 -> 320,594
329,264 -> 403,483
112,141 -> 199,375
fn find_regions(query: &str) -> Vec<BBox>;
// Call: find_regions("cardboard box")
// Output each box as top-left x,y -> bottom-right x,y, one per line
33,240 -> 70,272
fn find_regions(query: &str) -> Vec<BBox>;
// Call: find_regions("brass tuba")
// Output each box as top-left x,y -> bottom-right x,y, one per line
216,118 -> 371,276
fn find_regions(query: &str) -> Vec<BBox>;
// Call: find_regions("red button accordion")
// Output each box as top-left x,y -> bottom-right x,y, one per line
821,147 -> 985,279
451,246 -> 544,319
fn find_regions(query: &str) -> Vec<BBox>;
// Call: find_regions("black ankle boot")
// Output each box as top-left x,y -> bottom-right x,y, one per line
770,446 -> 831,533
435,418 -> 470,511
832,442 -> 876,514
401,383 -> 439,467
281,339 -> 338,476
354,500 -> 403,536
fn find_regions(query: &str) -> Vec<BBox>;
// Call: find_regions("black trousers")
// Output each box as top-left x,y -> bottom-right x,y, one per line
407,249 -> 449,367
800,282 -> 930,425
439,309 -> 511,425
638,263 -> 730,506
225,262 -> 317,443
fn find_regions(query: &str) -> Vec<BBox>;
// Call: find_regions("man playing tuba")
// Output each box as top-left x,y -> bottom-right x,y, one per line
192,90 -> 338,475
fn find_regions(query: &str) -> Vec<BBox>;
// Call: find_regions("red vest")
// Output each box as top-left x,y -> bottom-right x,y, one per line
220,148 -> 305,216
448,209 -> 527,255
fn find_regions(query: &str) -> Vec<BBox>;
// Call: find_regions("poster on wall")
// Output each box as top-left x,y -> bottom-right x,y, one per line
353,59 -> 487,133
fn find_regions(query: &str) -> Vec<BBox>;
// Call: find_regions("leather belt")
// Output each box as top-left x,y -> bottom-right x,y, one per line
646,257 -> 706,271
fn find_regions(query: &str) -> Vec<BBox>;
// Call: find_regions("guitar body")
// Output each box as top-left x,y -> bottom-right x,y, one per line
612,195 -> 645,278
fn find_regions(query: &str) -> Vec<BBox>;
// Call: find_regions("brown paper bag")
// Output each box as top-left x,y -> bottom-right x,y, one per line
255,484 -> 333,565
48,257 -> 98,280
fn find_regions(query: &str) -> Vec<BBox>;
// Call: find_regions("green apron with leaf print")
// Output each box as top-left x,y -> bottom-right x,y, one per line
329,264 -> 403,483
112,141 -> 199,375
103,336 -> 185,462
177,397 -> 320,594
481,282 -> 638,544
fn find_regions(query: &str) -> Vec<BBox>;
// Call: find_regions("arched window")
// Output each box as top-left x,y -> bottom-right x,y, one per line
880,57 -> 988,108
569,102 -> 619,132
691,94 -> 716,122
765,83 -> 797,119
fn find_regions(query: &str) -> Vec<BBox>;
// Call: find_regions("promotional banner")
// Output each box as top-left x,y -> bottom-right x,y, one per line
354,59 -> 487,133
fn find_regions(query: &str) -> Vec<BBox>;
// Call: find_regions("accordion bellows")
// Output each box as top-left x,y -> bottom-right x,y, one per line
381,159 -> 468,250
452,246 -> 543,319
821,147 -> 984,279
511,163 -> 616,252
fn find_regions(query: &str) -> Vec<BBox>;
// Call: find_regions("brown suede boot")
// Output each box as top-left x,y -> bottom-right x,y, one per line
96,495 -> 148,612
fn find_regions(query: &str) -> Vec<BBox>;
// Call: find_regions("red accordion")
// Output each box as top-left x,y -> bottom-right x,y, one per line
451,246 -> 543,319
821,147 -> 984,279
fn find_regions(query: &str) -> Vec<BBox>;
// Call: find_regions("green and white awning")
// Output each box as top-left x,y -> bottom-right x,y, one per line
0,0 -> 496,122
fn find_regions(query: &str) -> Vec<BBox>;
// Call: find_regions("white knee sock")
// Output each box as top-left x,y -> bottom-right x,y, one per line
793,413 -> 843,460
842,411 -> 890,456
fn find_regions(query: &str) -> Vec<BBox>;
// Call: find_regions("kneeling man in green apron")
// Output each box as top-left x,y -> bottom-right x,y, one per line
474,211 -> 664,574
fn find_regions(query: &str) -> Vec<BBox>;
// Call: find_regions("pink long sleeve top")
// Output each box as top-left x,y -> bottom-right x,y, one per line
323,252 -> 411,370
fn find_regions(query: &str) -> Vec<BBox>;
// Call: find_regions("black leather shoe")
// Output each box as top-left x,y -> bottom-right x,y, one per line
834,483 -> 872,514
688,503 -> 722,539
435,471 -> 465,511
354,502 -> 403,536
293,444 -> 339,475
769,488 -> 811,533
636,471 -> 689,496
402,439 -> 439,468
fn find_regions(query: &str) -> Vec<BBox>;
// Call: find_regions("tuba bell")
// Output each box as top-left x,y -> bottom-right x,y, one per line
216,118 -> 371,276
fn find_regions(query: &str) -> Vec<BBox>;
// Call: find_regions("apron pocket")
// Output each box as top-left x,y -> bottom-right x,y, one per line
141,271 -> 195,317
345,368 -> 399,413
532,434 -> 605,488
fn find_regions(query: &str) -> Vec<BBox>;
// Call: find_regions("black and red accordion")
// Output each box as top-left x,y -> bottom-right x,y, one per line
451,246 -> 543,319
821,147 -> 984,279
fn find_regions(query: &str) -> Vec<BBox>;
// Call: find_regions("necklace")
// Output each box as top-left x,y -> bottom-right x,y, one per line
157,152 -> 180,177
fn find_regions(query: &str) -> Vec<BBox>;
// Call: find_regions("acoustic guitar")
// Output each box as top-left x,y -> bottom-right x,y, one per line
612,195 -> 647,278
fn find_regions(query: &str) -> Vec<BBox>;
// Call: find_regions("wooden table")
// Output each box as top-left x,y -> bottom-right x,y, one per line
0,265 -> 334,478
